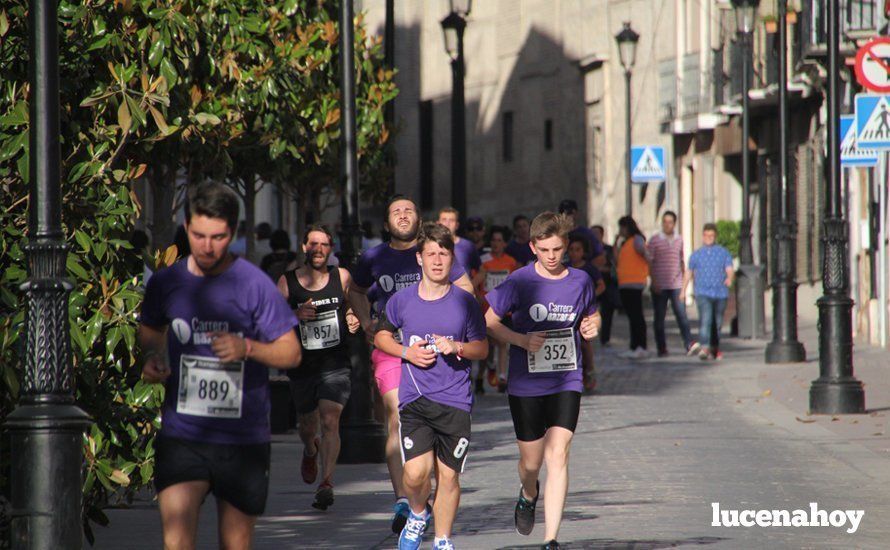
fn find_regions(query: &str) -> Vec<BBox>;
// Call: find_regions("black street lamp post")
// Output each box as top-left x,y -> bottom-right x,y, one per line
615,22 -> 639,216
765,0 -> 806,363
337,0 -> 386,463
4,0 -> 92,547
441,0 -> 471,218
733,0 -> 766,339
809,0 -> 865,414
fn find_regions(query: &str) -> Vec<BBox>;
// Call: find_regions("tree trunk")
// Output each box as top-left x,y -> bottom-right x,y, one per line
244,177 -> 256,263
150,163 -> 176,251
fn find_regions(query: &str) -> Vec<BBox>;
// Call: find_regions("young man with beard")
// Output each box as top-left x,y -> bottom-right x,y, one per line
374,223 -> 489,550
277,224 -> 359,510
351,195 -> 474,533
485,212 -> 601,550
139,183 -> 302,549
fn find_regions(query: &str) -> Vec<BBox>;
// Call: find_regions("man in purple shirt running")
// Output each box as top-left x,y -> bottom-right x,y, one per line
485,212 -> 601,550
437,206 -> 482,277
375,223 -> 488,550
139,183 -> 301,549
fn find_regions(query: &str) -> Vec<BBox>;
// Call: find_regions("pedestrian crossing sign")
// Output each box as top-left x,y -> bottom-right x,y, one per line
630,146 -> 666,183
841,114 -> 878,167
855,93 -> 890,149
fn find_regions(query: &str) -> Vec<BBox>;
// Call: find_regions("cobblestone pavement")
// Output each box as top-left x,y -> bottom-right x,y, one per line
96,318 -> 890,549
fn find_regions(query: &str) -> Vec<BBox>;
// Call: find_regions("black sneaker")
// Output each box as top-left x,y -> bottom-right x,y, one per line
542,540 -> 561,549
311,480 -> 334,510
514,480 -> 539,536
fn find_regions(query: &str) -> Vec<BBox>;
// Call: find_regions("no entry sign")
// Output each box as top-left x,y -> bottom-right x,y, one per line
855,37 -> 890,93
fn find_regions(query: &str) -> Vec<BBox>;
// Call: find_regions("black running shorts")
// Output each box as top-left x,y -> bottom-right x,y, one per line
289,367 -> 352,414
399,397 -> 471,473
508,391 -> 582,442
154,435 -> 271,516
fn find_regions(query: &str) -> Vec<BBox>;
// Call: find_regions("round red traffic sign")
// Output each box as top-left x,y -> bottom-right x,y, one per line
855,37 -> 890,93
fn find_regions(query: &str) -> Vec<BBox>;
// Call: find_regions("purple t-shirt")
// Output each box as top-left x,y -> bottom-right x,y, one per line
140,257 -> 299,445
486,264 -> 597,397
505,239 -> 536,266
383,285 -> 486,412
454,238 -> 482,275
354,243 -> 466,313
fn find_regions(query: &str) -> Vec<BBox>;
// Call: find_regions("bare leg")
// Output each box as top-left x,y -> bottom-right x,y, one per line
542,427 -> 574,542
382,388 -> 405,497
317,399 -> 344,483
158,480 -> 210,550
432,456 -> 461,539
497,340 -> 509,380
402,450 -> 435,514
217,498 -> 257,550
516,438 -> 545,501
297,409 -> 319,456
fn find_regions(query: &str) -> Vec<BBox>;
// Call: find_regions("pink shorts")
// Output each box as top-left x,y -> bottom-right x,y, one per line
371,348 -> 402,396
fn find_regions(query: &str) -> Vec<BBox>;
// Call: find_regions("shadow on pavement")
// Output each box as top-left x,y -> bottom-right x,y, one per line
494,536 -> 725,549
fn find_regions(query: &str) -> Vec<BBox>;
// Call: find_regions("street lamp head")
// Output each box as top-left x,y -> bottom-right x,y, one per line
614,22 -> 640,72
449,0 -> 472,17
731,0 -> 761,35
441,11 -> 467,61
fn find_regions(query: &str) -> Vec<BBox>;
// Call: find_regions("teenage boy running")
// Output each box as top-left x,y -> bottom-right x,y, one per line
351,195 -> 474,532
375,222 -> 489,550
277,224 -> 359,510
485,212 -> 601,550
139,183 -> 301,549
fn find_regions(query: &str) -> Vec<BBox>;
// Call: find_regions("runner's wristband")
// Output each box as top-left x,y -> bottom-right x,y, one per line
401,346 -> 408,360
244,338 -> 253,360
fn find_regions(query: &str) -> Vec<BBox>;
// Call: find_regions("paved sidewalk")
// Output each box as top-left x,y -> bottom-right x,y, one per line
94,311 -> 890,549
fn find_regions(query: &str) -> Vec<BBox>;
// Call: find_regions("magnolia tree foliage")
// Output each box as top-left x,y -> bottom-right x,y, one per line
0,0 -> 395,540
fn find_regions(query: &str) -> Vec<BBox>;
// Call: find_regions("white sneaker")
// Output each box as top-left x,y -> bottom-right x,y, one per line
618,349 -> 637,359
632,348 -> 651,359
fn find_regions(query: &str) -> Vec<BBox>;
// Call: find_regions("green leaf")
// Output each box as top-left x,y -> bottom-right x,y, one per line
66,255 -> 89,280
148,39 -> 165,68
0,101 -> 28,126
159,57 -> 178,87
70,322 -> 88,355
0,10 -> 8,37
17,149 -> 28,184
194,112 -> 221,125
74,230 -> 92,253
125,95 -> 146,129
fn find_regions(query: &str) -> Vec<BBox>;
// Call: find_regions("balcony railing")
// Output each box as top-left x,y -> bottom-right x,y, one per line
798,0 -> 885,58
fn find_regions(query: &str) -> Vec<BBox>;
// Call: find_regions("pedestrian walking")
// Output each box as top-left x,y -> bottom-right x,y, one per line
682,223 -> 734,361
277,224 -> 359,510
138,183 -> 301,549
374,222 -> 489,550
485,212 -> 601,550
616,216 -> 650,359
647,211 -> 699,357
350,195 -> 474,534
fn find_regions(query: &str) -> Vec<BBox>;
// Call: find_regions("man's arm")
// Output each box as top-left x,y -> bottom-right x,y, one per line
347,279 -> 374,332
681,268 -> 693,300
484,308 -> 543,351
139,324 -> 170,383
211,329 -> 301,369
724,266 -> 735,287
454,273 -> 475,295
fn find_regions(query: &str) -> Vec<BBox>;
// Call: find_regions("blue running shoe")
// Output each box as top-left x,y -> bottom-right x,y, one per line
392,497 -> 410,534
433,537 -> 456,550
398,509 -> 429,550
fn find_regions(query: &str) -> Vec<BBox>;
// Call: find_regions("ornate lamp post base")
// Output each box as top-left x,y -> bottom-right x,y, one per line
6,403 -> 91,549
765,339 -> 807,363
810,292 -> 865,414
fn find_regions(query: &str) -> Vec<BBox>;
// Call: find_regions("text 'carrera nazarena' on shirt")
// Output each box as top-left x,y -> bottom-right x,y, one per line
139,257 -> 299,445
485,264 -> 597,397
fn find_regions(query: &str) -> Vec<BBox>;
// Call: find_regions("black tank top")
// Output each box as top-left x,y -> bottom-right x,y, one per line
284,266 -> 350,375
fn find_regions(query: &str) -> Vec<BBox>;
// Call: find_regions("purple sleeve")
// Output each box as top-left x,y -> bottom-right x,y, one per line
464,294 -> 487,342
449,260 -> 465,282
353,249 -> 374,289
252,278 -> 299,342
485,276 -> 516,318
138,272 -> 167,327
584,277 -> 598,316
